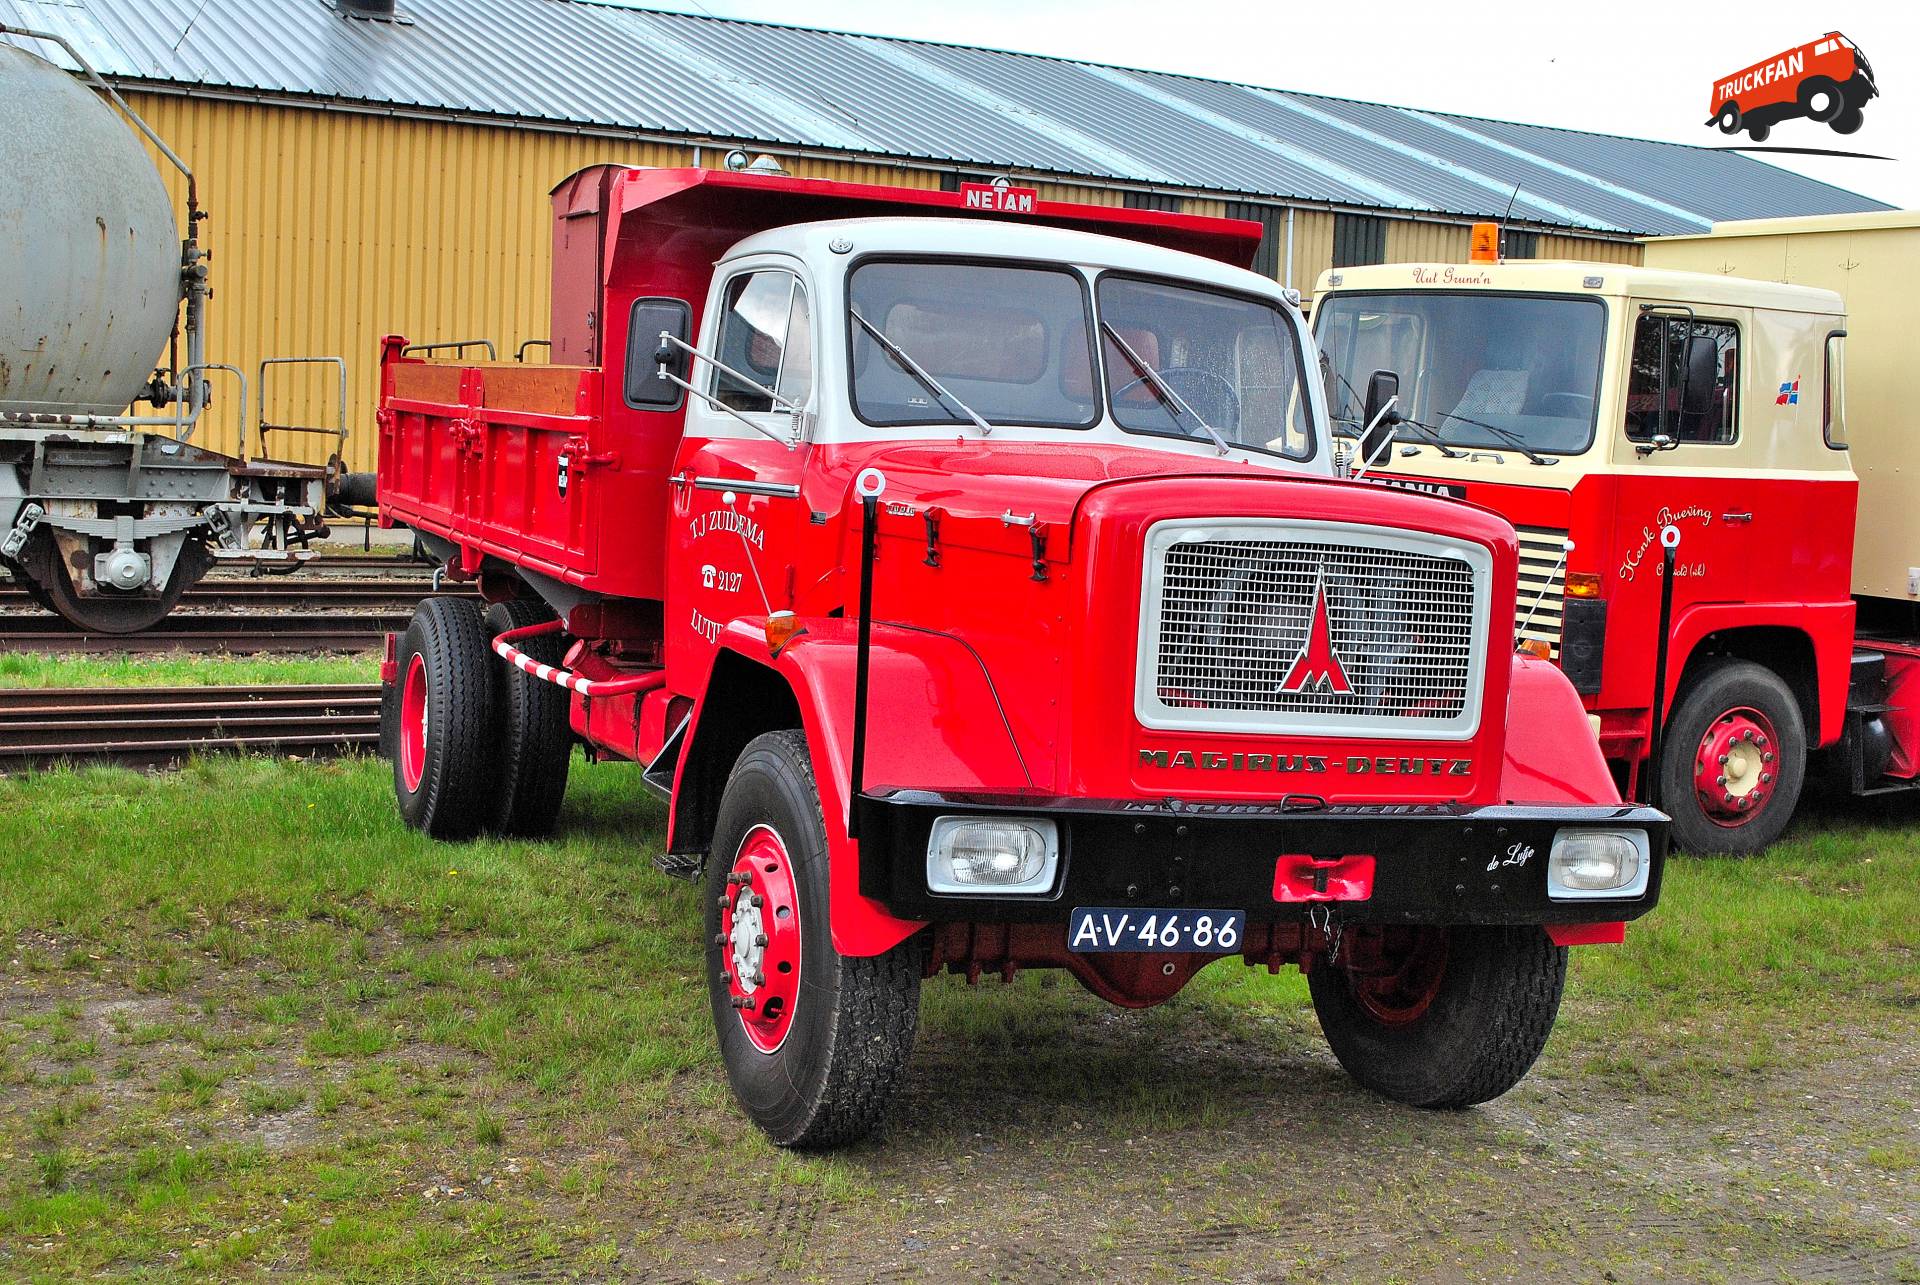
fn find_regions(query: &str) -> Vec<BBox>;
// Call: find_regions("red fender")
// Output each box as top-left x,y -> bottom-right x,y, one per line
1500,655 -> 1620,805
1665,601 -> 1856,747
680,617 -> 1032,957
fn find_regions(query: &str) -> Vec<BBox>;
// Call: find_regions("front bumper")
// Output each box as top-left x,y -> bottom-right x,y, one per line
855,791 -> 1667,925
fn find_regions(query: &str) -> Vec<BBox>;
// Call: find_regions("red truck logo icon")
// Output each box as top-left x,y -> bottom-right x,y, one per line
1709,31 -> 1877,142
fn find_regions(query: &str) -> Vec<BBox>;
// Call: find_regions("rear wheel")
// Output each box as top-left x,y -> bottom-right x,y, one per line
1658,660 -> 1805,855
484,599 -> 572,837
1798,76 -> 1844,122
393,596 -> 497,840
705,730 -> 922,1148
1308,924 -> 1566,1108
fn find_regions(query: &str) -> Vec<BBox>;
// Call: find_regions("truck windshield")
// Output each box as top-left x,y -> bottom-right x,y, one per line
1316,292 -> 1607,456
848,260 -> 1099,429
1096,275 -> 1314,460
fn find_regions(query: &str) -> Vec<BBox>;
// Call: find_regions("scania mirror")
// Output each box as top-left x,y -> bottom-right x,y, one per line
1361,368 -> 1401,466
626,297 -> 691,409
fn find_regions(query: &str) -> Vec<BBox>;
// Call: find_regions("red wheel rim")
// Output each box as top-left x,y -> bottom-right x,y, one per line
719,824 -> 802,1053
1693,705 -> 1779,828
1345,927 -> 1448,1026
399,652 -> 428,793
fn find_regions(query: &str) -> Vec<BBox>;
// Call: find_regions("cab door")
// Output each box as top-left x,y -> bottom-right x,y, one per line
1605,305 -> 1753,698
666,259 -> 817,695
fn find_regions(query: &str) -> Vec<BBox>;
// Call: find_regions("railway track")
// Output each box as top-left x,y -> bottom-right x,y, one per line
0,577 -> 456,612
0,611 -> 413,653
0,684 -> 381,770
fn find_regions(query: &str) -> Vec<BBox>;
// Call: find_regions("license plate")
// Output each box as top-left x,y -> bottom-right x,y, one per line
1068,907 -> 1246,954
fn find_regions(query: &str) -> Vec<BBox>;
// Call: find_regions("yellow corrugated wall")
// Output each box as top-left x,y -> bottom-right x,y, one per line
1288,209 -> 1335,300
124,92 -> 698,471
1537,233 -> 1644,264
1384,220 -> 1472,265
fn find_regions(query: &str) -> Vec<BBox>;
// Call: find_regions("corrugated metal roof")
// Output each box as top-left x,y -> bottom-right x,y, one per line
2,0 -> 1891,235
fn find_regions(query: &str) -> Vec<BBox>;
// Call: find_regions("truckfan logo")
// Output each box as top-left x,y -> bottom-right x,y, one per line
1707,31 -> 1878,146
1279,570 -> 1354,696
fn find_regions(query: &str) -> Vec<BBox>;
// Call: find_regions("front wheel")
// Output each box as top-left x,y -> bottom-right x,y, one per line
1658,660 -> 1805,855
1715,103 -> 1741,135
1308,924 -> 1566,1108
705,730 -> 923,1148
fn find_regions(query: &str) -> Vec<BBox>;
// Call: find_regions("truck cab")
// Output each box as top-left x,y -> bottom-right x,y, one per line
377,169 -> 1666,1146
1315,256 -> 1855,854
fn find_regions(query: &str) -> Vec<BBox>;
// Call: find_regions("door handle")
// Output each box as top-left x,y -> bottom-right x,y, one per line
1721,512 -> 1753,524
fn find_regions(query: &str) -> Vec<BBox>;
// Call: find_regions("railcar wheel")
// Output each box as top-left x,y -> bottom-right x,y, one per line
705,730 -> 923,1148
1308,925 -> 1566,1108
484,599 -> 572,837
1658,660 -> 1805,856
20,533 -> 208,634
393,596 -> 497,840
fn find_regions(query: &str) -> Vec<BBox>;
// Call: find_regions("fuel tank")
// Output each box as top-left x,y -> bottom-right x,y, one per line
0,42 -> 180,415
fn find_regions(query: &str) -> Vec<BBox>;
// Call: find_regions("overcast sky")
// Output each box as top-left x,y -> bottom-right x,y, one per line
631,0 -> 1920,211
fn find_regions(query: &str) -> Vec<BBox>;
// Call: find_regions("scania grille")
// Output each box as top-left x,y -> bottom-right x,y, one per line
1139,520 -> 1491,740
1514,526 -> 1571,659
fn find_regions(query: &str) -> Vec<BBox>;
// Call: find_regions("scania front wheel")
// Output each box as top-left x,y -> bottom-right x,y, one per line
1658,659 -> 1805,856
705,730 -> 923,1148
484,599 -> 572,837
1308,925 -> 1566,1108
393,596 -> 498,840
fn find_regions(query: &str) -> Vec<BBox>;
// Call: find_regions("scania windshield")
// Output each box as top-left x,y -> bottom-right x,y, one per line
1316,292 -> 1607,457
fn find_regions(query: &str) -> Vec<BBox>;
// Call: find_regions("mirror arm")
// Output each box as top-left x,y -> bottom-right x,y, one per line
1347,395 -> 1399,480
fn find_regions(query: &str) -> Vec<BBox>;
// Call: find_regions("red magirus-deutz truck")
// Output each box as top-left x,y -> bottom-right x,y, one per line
375,166 -> 1666,1146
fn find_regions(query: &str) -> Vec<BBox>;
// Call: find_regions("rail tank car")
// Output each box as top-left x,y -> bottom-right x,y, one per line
1,43 -> 182,417
0,27 -> 357,634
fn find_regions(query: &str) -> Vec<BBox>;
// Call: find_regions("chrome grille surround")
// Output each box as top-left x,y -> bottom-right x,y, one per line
1137,519 -> 1492,740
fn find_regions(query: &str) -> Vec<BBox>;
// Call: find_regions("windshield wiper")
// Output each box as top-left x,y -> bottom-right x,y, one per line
1331,371 -> 1461,460
1422,411 -> 1557,466
850,309 -> 992,436
1102,321 -> 1231,456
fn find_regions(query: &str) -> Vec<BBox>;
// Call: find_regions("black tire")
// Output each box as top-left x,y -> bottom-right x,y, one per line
1746,121 -> 1771,143
1797,76 -> 1844,123
1658,660 -> 1806,856
705,730 -> 922,1148
1715,103 -> 1741,135
1830,106 -> 1864,135
392,596 -> 497,840
1309,925 -> 1566,1108
484,599 -> 572,837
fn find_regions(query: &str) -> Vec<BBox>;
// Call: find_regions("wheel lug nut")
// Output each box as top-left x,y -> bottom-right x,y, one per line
753,933 -> 768,947
750,894 -> 764,907
1764,752 -> 1774,762
1718,754 -> 1729,765
753,972 -> 765,986
1723,792 -> 1734,803
1761,772 -> 1771,783
1716,774 -> 1726,785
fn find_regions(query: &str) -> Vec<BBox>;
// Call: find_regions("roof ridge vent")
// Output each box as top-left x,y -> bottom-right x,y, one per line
332,0 -> 407,21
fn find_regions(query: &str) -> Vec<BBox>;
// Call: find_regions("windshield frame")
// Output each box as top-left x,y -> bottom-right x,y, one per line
1314,288 -> 1611,458
842,253 -> 1103,433
1095,270 -> 1318,464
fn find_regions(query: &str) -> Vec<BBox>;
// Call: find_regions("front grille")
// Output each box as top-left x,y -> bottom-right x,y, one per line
1514,526 -> 1572,658
1140,521 -> 1488,738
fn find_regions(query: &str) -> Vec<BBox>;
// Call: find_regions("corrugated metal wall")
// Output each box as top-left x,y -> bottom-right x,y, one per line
118,92 -> 1645,471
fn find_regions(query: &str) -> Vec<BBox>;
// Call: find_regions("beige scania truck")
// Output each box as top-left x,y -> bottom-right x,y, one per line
1313,210 -> 1917,855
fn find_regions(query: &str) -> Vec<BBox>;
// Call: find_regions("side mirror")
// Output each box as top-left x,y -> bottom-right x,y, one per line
1360,368 -> 1401,466
625,297 -> 692,409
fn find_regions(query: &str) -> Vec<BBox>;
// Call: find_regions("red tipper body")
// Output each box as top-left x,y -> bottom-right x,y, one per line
377,166 -> 1663,988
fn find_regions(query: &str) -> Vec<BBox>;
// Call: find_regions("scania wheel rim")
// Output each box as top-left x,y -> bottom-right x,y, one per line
1345,926 -> 1449,1026
399,652 -> 428,793
720,823 -> 802,1053
1694,705 -> 1779,827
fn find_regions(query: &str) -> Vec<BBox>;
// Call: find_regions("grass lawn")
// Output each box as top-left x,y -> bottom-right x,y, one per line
0,749 -> 1915,1280
0,652 -> 379,689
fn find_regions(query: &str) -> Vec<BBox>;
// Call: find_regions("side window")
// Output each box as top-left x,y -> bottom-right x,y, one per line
1824,330 -> 1848,449
710,270 -> 810,412
1625,315 -> 1739,444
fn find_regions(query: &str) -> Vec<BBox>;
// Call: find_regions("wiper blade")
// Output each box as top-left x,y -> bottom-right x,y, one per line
1102,321 -> 1231,456
1427,411 -> 1557,465
1389,416 -> 1465,460
850,309 -> 992,436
